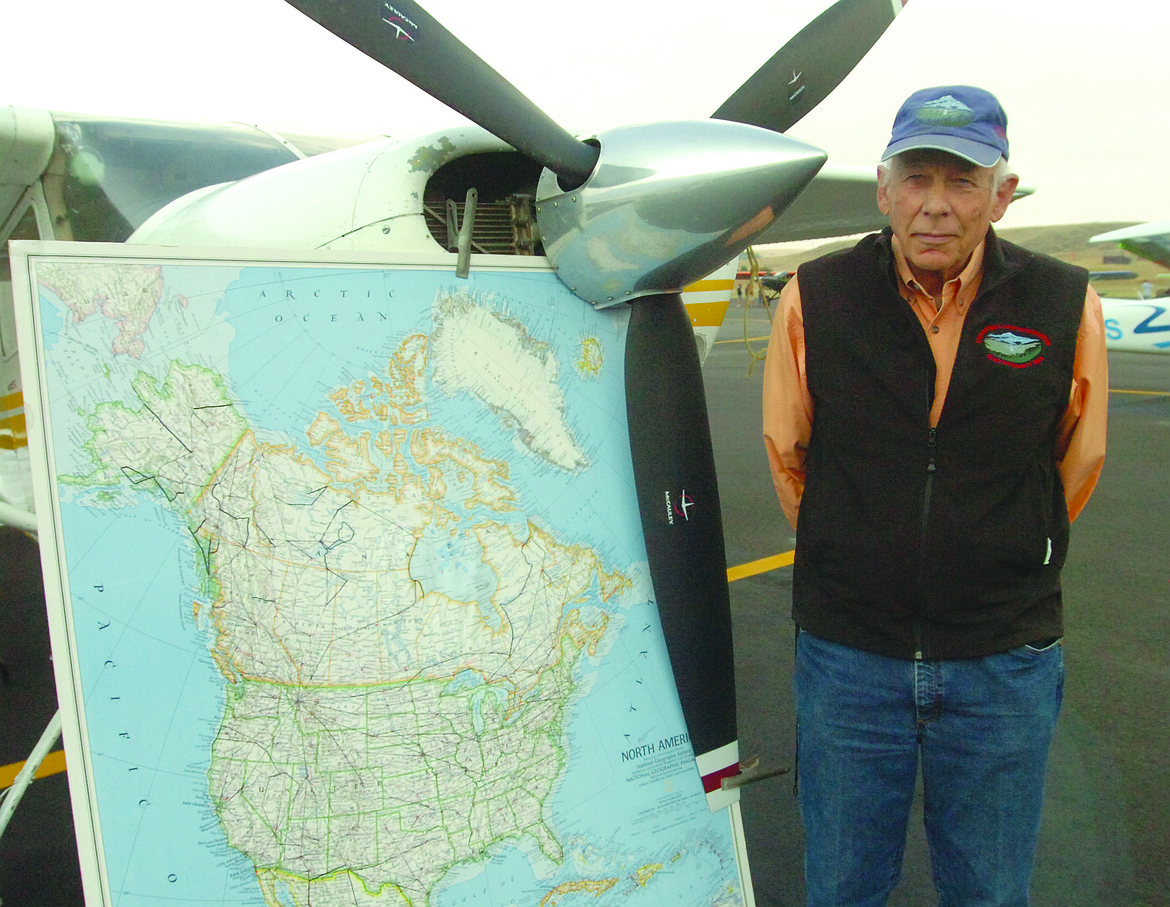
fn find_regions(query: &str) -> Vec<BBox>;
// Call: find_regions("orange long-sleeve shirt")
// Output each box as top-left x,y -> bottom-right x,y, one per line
763,234 -> 1108,530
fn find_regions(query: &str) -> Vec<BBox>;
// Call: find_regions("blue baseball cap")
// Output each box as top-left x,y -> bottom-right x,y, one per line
881,85 -> 1009,167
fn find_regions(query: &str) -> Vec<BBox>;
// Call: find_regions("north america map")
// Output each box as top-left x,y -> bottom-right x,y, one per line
16,248 -> 747,907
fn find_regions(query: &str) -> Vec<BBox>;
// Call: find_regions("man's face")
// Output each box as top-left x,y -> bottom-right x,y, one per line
877,150 -> 1018,295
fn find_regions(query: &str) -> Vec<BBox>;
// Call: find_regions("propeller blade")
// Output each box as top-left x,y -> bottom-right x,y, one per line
712,0 -> 905,133
282,0 -> 599,186
625,293 -> 739,808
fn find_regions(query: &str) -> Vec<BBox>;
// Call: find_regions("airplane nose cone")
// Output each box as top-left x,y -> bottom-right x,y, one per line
535,120 -> 827,307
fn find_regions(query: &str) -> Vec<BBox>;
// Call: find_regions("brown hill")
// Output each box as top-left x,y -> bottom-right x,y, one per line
751,222 -> 1164,299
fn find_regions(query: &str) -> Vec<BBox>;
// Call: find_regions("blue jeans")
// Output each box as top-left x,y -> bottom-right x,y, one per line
794,631 -> 1064,907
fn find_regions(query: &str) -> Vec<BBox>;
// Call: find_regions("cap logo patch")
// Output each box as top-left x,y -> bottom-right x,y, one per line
916,95 -> 975,127
978,325 -> 1051,368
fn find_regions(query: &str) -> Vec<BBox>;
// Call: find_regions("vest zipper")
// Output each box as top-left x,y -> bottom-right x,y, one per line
915,427 -> 938,660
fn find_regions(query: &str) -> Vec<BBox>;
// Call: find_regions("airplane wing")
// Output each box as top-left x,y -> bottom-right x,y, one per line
1091,218 -> 1170,270
756,164 -> 885,244
757,169 -> 1037,246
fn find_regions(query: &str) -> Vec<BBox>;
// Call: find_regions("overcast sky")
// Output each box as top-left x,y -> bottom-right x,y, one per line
5,0 -> 1168,229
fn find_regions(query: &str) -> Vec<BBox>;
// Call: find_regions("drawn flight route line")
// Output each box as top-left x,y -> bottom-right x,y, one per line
119,466 -> 181,502
139,400 -> 192,453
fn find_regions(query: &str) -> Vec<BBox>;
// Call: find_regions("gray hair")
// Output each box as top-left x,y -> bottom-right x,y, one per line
877,154 -> 1015,192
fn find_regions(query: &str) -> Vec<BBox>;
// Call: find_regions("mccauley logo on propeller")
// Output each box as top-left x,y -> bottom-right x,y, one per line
382,3 -> 417,41
977,324 -> 1051,368
664,489 -> 695,525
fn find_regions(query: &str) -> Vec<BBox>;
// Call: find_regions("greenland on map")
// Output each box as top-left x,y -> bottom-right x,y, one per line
10,243 -> 748,907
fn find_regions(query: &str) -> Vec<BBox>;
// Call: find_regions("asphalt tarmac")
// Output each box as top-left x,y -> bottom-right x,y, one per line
709,301 -> 1170,907
1,301 -> 1167,906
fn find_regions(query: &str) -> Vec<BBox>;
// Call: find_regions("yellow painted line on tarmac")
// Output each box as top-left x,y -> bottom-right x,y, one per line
1111,388 -> 1170,396
727,550 -> 795,582
0,749 -> 67,790
716,334 -> 770,345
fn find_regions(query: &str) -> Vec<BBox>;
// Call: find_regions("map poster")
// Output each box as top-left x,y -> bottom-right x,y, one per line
10,242 -> 753,907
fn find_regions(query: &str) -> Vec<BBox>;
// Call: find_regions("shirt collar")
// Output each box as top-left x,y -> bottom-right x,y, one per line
890,233 -> 986,311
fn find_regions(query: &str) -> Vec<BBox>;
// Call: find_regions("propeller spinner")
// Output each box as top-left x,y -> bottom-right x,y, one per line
535,120 -> 825,307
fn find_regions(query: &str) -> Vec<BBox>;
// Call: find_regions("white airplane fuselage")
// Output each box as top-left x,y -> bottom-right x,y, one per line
1100,297 -> 1170,353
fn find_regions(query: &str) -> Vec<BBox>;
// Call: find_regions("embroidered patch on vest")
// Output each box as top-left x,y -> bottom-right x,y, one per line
977,325 -> 1051,368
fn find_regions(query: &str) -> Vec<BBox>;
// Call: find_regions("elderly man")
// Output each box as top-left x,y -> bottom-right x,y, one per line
763,86 -> 1108,906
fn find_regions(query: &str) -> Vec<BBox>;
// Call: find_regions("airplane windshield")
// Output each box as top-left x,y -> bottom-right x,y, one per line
46,115 -> 302,242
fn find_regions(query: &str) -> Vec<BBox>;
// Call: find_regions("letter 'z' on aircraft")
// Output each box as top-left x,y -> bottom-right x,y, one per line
0,0 -> 905,807
1090,219 -> 1170,352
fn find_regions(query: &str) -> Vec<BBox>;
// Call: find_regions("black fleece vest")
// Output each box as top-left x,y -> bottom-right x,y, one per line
793,228 -> 1088,660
